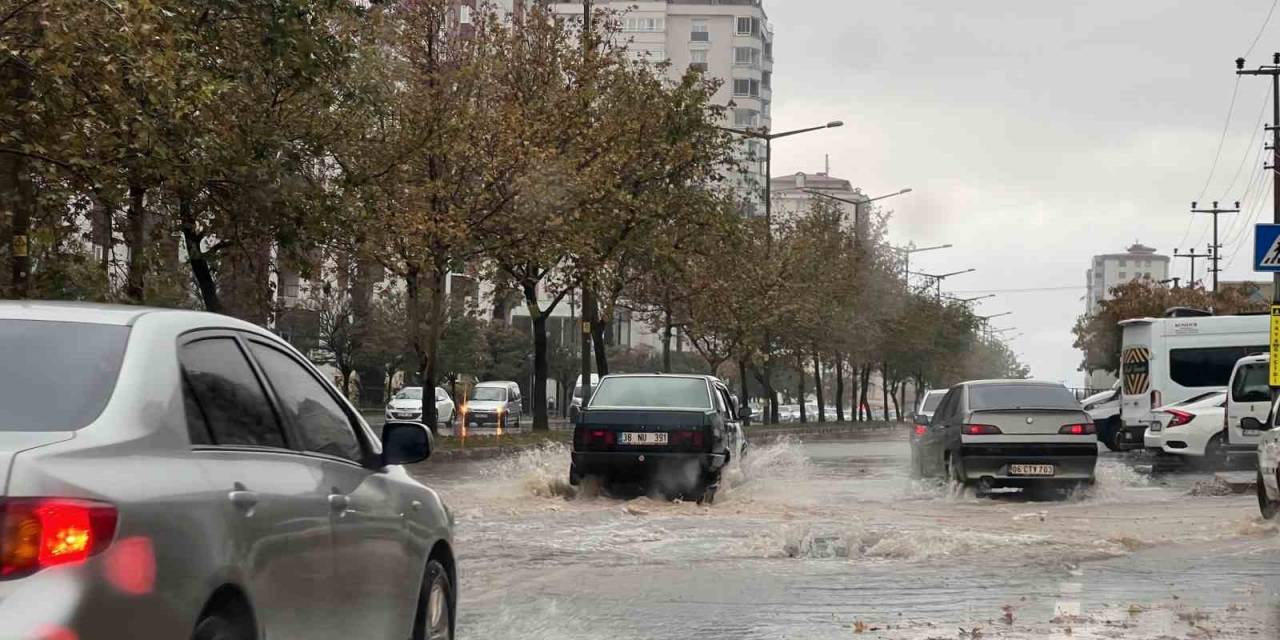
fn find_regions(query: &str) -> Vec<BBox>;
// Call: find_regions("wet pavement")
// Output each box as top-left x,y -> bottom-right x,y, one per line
412,432 -> 1280,639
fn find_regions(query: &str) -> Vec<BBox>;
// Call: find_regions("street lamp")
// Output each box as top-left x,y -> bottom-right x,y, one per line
718,121 -> 844,238
950,293 -> 995,304
910,268 -> 976,300
978,311 -> 1012,322
893,242 -> 952,282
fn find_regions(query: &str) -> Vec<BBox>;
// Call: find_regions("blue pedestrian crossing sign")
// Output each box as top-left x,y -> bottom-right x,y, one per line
1256,224 -> 1280,272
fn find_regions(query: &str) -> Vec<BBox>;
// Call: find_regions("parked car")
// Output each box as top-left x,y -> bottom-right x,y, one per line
909,390 -> 949,476
570,374 -> 748,503
1242,395 -> 1280,519
567,373 -> 600,424
385,385 -> 456,432
1148,390 -> 1228,461
777,404 -> 801,422
916,379 -> 1097,496
0,302 -> 455,640
462,380 -> 523,431
1082,383 -> 1122,450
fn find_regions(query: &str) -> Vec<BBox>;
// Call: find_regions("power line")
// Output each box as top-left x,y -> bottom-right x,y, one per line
1198,76 -> 1243,203
949,285 -> 1086,295
1245,0 -> 1280,59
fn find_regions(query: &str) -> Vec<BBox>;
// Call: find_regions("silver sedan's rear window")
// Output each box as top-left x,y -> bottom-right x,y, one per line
0,320 -> 129,431
588,377 -> 712,410
969,384 -> 1079,412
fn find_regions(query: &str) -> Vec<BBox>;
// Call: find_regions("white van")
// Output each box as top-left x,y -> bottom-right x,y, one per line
1225,353 -> 1272,454
1118,314 -> 1268,450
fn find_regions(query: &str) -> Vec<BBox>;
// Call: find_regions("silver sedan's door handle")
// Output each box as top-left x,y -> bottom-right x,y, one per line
228,490 -> 259,511
328,494 -> 351,512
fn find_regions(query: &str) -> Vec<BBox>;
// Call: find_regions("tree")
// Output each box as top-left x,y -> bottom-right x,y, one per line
1072,281 -> 1263,374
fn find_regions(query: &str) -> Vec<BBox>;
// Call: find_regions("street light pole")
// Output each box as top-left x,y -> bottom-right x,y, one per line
1238,53 -> 1280,401
717,120 -> 842,424
718,121 -> 844,237
910,268 -> 976,301
806,188 -> 913,251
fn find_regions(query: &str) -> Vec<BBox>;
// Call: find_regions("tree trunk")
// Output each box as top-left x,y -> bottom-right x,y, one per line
859,365 -> 873,422
419,266 -> 449,429
813,353 -> 825,423
125,182 -> 147,303
662,308 -> 672,373
738,357 -> 750,425
834,354 -> 845,422
881,362 -> 891,421
796,355 -> 807,423
889,379 -> 902,420
179,198 -> 222,313
579,285 -> 595,410
591,314 -> 606,373
531,312 -> 550,431
1,146 -> 31,299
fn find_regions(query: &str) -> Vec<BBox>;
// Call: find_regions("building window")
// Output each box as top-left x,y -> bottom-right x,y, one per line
762,71 -> 772,89
623,16 -> 665,32
459,5 -> 472,24
734,47 -> 760,67
736,17 -> 760,36
762,99 -> 771,118
691,19 -> 709,42
733,78 -> 760,97
630,48 -> 666,63
689,49 -> 708,72
733,108 -> 759,127
1118,258 -> 1126,266
764,40 -> 773,59
1094,271 -> 1103,279
1119,272 -> 1127,279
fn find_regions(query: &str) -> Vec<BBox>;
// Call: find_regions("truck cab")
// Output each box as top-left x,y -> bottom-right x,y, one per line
1226,354 -> 1271,453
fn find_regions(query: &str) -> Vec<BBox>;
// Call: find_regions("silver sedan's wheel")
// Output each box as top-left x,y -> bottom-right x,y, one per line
414,559 -> 453,640
1258,470 -> 1280,520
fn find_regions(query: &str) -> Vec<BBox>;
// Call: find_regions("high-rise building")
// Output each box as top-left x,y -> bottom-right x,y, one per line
1083,242 -> 1170,390
551,0 -> 774,214
1084,243 -> 1170,315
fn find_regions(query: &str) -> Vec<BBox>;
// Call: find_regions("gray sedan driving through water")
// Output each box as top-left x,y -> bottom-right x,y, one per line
915,379 -> 1098,496
0,302 -> 456,640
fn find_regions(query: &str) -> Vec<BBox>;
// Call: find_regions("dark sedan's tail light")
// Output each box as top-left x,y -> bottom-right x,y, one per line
669,430 -> 705,450
1,499 -> 117,579
913,425 -> 927,436
578,429 -> 615,449
962,424 -> 1002,435
1059,423 -> 1097,435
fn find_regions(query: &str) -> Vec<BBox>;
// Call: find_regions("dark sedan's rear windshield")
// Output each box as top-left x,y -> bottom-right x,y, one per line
969,384 -> 1079,412
0,320 -> 130,431
589,377 -> 712,409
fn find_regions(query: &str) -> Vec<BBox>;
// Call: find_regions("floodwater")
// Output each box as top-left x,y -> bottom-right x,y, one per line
412,432 -> 1280,639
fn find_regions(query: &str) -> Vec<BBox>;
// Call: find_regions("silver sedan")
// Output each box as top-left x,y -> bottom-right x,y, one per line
0,302 -> 456,640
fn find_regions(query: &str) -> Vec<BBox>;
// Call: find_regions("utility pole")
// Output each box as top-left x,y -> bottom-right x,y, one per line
578,0 -> 595,412
1173,248 -> 1212,288
1238,54 -> 1280,400
1190,200 -> 1240,292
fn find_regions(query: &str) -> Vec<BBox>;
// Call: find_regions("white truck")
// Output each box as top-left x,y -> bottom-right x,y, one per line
1225,353 -> 1272,455
1117,313 -> 1268,451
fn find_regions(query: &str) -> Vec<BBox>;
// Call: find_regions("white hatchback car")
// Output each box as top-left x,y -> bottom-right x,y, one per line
1147,391 -> 1227,458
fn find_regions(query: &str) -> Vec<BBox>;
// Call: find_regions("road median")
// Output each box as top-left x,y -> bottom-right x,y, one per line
423,420 -> 903,463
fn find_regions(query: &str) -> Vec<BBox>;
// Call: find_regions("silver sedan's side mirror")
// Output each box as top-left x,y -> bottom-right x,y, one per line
382,421 -> 432,465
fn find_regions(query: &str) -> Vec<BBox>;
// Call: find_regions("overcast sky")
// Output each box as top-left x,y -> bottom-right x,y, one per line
764,0 -> 1280,386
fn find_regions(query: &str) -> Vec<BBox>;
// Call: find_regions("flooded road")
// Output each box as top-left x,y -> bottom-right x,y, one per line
413,432 -> 1280,639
